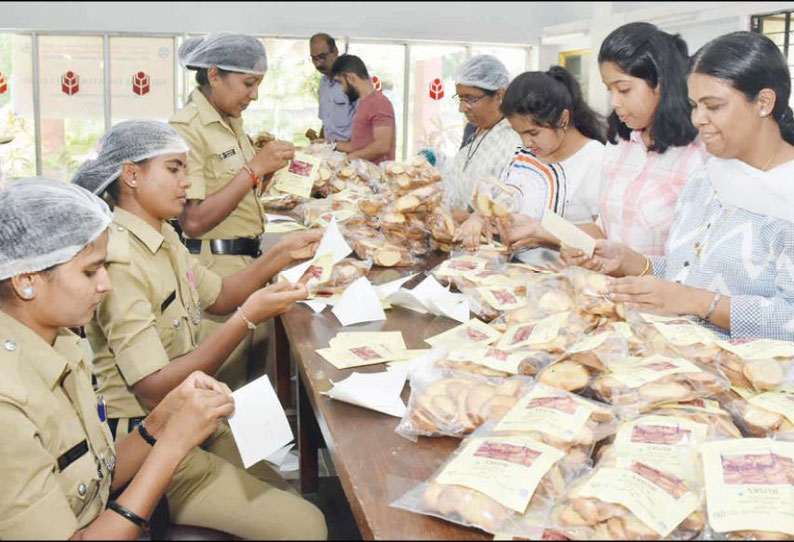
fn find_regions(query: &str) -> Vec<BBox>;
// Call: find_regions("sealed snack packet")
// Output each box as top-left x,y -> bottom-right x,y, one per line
715,338 -> 794,392
717,386 -> 794,437
700,437 -> 794,540
312,257 -> 373,298
436,344 -> 534,378
425,207 -> 458,252
396,369 -> 528,440
430,251 -> 507,287
472,177 -> 521,218
560,266 -> 623,320
496,311 -> 594,354
458,280 -> 528,323
391,423 -> 580,536
381,156 -> 442,193
490,274 -> 577,333
628,312 -> 722,364
492,382 -> 618,470
552,409 -> 730,540
260,189 -> 306,211
591,354 -> 728,415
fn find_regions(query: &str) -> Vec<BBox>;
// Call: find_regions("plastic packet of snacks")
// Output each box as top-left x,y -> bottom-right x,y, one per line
714,338 -> 794,392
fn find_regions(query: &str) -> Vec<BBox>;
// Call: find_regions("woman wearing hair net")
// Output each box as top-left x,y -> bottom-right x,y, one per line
72,120 -> 327,539
439,55 -> 521,245
170,33 -> 293,389
0,178 -> 239,539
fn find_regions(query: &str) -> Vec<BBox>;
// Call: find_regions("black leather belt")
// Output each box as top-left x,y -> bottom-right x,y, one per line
184,237 -> 261,258
108,417 -> 145,440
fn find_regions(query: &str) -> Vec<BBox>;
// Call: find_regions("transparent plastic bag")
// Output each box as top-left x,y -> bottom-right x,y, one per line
430,250 -> 508,287
381,156 -> 443,194
425,207 -> 458,248
714,338 -> 794,392
716,387 -> 794,437
560,266 -> 623,320
458,280 -> 528,323
625,310 -> 722,365
396,368 -> 529,440
490,274 -> 576,332
391,423 -> 583,536
472,177 -> 521,218
259,189 -> 306,210
312,257 -> 373,298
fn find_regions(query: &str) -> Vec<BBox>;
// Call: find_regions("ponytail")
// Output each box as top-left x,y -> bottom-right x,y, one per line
501,67 -> 606,144
779,106 -> 794,146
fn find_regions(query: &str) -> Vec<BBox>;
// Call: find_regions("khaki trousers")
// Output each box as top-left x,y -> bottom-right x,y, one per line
115,421 -> 326,540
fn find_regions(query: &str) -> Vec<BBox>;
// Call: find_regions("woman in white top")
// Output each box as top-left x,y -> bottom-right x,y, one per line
456,66 -> 607,251
442,55 -> 522,222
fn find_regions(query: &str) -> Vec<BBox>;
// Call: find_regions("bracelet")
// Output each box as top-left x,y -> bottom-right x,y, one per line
638,256 -> 652,277
236,306 -> 257,330
704,291 -> 722,322
137,420 -> 157,447
108,500 -> 150,531
242,164 -> 259,189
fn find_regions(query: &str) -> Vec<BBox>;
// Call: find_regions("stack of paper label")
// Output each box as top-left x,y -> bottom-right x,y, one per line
316,331 -> 429,370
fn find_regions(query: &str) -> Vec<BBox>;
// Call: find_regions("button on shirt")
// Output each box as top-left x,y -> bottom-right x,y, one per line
318,75 -> 357,142
86,207 -> 223,419
0,311 -> 115,539
169,88 -> 264,240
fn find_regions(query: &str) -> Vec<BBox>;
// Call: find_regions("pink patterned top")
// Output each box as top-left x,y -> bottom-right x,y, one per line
597,131 -> 709,256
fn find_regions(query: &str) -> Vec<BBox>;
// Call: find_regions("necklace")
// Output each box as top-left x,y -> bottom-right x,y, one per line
463,118 -> 502,171
761,139 -> 785,171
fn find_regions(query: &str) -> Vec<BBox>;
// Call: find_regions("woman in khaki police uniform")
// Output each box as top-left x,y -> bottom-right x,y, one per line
0,178 -> 236,539
170,33 -> 294,388
72,121 -> 327,540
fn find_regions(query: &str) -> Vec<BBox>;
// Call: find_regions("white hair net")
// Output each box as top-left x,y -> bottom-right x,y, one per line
454,54 -> 511,91
179,33 -> 267,75
0,178 -> 112,281
71,120 -> 189,196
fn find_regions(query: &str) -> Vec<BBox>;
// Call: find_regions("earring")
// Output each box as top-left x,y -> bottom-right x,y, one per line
761,110 -> 768,117
22,286 -> 34,299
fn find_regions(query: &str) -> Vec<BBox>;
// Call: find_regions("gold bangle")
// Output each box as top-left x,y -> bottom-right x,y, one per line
638,256 -> 652,277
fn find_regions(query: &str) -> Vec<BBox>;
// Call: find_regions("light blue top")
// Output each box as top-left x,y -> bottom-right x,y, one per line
650,158 -> 794,340
318,75 -> 358,142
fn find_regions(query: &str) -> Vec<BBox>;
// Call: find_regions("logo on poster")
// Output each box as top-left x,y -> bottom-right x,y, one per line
132,71 -> 150,96
371,75 -> 382,92
0,71 -> 6,95
61,71 -> 80,95
429,78 -> 444,101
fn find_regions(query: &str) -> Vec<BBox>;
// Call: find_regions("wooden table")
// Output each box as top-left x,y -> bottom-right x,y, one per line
275,259 -> 491,540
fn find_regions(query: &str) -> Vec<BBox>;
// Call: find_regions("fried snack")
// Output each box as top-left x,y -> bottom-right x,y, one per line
716,388 -> 794,437
626,312 -> 722,364
381,157 -> 443,193
538,360 -> 593,393
426,207 -> 457,245
259,190 -> 306,210
715,338 -> 794,392
252,131 -> 276,149
472,177 -> 521,218
393,184 -> 444,214
560,266 -> 623,319
313,258 -> 373,297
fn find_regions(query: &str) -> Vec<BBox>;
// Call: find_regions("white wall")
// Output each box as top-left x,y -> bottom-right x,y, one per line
0,1 -> 592,45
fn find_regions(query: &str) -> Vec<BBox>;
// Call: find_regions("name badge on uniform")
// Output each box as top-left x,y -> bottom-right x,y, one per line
220,148 -> 237,160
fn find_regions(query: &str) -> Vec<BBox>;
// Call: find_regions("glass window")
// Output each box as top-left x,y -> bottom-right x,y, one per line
346,41 -> 406,159
110,37 -> 175,124
242,38 -> 320,147
38,35 -> 105,180
469,45 -> 529,80
407,44 -> 467,160
754,11 -> 794,106
559,49 -> 592,102
0,33 -> 36,180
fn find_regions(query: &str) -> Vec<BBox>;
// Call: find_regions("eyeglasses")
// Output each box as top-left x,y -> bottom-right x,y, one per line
310,51 -> 333,63
452,93 -> 489,107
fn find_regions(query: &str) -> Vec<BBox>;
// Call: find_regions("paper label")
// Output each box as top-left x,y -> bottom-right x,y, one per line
329,331 -> 407,352
749,391 -> 794,426
497,312 -> 568,350
495,384 -> 596,441
468,270 -> 519,287
701,439 -> 794,535
447,345 -> 525,374
567,332 -> 610,354
658,398 -> 726,416
273,152 -> 322,198
434,256 -> 489,278
607,355 -> 702,388
315,344 -> 402,369
540,210 -> 596,257
436,436 -> 563,513
477,285 -> 527,311
651,320 -> 716,346
578,461 -> 699,537
613,415 -> 708,476
717,338 -> 794,360
313,209 -> 356,227
425,318 -> 502,348
732,385 -> 756,400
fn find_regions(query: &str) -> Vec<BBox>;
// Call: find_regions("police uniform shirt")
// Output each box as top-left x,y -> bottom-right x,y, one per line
169,88 -> 264,241
0,311 -> 115,539
86,207 -> 223,419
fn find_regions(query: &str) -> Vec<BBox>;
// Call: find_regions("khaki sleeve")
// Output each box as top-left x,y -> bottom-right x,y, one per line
95,263 -> 170,386
171,121 -> 208,201
192,259 -> 223,307
0,403 -> 79,540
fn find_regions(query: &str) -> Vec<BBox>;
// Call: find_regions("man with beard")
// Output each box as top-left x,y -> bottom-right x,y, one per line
330,54 -> 396,165
307,33 -> 357,143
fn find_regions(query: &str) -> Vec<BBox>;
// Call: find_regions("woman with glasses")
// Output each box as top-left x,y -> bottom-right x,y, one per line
441,55 -> 522,230
169,33 -> 294,389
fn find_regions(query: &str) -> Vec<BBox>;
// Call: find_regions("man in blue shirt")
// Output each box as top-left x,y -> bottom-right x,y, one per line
307,33 -> 357,144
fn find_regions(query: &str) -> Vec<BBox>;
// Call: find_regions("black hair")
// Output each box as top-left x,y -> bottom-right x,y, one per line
501,66 -> 606,144
690,31 -> 794,146
598,22 -> 698,153
330,54 -> 369,80
195,66 -> 231,88
310,33 -> 337,52
0,268 -> 55,305
102,158 -> 152,208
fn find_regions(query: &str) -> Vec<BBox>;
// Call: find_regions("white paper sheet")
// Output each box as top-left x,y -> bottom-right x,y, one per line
264,443 -> 295,467
385,275 -> 471,323
374,273 -> 418,300
321,368 -> 408,417
265,213 -> 298,223
300,299 -> 335,313
228,375 -> 294,469
331,276 -> 386,326
279,217 -> 353,283
541,210 -> 596,257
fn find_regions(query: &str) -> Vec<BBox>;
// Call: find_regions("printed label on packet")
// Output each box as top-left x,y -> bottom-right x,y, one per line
435,436 -> 563,513
425,318 -> 502,348
497,312 -> 568,351
749,391 -> 794,426
495,383 -> 597,441
477,285 -> 527,311
434,256 -> 489,279
701,438 -> 794,535
613,415 -> 708,476
717,338 -> 794,360
447,345 -> 525,374
607,355 -> 702,388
